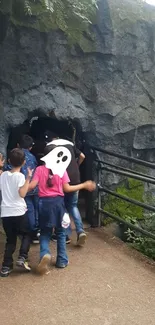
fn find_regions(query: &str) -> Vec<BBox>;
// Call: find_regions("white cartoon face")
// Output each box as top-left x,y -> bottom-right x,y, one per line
40,146 -> 71,177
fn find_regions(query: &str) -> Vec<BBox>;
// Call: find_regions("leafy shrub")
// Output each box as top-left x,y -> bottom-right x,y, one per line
125,213 -> 155,259
102,178 -> 155,259
0,0 -> 98,50
102,178 -> 144,225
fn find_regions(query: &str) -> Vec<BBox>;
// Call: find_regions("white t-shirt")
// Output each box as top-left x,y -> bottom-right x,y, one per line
0,171 -> 27,217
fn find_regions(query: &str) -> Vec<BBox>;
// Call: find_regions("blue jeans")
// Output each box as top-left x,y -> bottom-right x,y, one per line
40,227 -> 68,266
25,196 -> 39,232
65,191 -> 84,235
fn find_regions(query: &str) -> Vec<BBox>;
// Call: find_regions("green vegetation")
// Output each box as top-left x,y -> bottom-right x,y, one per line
0,0 -> 98,50
103,178 -> 144,223
103,177 -> 155,260
127,215 -> 155,260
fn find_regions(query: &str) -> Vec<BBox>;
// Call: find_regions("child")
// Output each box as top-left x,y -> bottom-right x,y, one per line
6,135 -> 39,243
49,139 -> 86,246
0,148 -> 33,277
19,135 -> 39,243
28,144 -> 96,275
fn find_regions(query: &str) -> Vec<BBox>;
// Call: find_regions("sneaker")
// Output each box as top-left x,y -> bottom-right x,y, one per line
66,236 -> 71,244
51,234 -> 71,244
77,232 -> 87,246
37,254 -> 51,275
0,266 -> 13,277
51,233 -> 57,242
32,237 -> 39,244
16,257 -> 31,271
32,231 -> 40,244
55,262 -> 69,269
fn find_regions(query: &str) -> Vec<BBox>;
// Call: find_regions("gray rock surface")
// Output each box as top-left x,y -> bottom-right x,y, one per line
1,0 -> 155,168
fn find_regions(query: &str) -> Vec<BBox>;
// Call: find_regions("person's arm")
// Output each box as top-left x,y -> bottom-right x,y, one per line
28,180 -> 38,191
74,146 -> 85,166
0,153 -> 5,174
63,180 -> 96,193
78,152 -> 85,166
19,168 -> 33,198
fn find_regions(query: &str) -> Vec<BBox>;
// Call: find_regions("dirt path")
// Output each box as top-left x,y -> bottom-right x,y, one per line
0,228 -> 155,325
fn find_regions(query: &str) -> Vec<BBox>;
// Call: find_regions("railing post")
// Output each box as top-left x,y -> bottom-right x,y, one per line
83,144 -> 98,227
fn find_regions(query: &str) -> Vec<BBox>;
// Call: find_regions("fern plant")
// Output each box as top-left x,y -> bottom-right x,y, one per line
0,0 -> 98,50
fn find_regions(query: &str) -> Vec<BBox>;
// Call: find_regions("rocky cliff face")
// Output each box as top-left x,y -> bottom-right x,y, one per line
1,0 -> 155,163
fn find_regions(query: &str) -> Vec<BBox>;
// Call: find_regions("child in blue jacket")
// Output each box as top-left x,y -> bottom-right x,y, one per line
5,135 -> 39,243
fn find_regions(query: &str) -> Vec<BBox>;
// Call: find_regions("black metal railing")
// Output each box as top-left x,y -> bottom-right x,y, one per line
90,146 -> 155,240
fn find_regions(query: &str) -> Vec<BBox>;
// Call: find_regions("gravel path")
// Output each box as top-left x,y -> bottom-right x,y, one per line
0,227 -> 154,325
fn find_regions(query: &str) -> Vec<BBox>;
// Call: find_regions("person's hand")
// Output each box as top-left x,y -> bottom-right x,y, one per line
0,154 -> 5,169
27,168 -> 33,179
84,181 -> 96,192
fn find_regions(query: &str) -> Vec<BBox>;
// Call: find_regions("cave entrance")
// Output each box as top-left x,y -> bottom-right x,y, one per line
7,115 -> 96,223
29,116 -> 76,164
7,116 -> 75,157
7,115 -> 86,182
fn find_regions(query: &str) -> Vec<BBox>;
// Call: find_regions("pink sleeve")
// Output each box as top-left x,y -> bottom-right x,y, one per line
62,171 -> 70,184
33,167 -> 40,182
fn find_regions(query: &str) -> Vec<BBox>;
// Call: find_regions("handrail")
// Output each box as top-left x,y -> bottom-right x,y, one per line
99,187 -> 155,213
91,146 -> 155,169
99,209 -> 155,240
90,145 -> 155,240
95,159 -> 155,181
99,165 -> 155,184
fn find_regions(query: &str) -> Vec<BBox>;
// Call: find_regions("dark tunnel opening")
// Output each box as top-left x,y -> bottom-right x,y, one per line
7,115 -> 87,203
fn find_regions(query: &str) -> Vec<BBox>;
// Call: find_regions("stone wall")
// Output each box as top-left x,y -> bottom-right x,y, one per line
1,0 -> 155,169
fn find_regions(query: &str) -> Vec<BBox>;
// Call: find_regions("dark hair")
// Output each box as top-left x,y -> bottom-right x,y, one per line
44,143 -> 56,156
46,169 -> 53,188
44,144 -> 55,188
19,134 -> 34,149
44,131 -> 59,143
9,148 -> 25,168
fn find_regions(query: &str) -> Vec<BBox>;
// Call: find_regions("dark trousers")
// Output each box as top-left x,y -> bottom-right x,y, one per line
2,215 -> 31,268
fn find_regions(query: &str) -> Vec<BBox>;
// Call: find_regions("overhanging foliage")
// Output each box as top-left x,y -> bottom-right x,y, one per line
0,0 -> 98,49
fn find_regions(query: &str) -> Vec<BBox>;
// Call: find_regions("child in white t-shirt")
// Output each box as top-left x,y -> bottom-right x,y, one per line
0,148 -> 33,277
